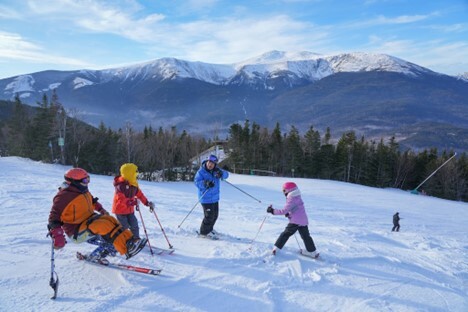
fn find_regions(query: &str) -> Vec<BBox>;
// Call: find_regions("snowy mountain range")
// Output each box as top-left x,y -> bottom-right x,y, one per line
1,51 -> 467,151
2,51 -> 436,93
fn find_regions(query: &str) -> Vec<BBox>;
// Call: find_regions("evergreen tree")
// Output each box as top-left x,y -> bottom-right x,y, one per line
317,127 -> 335,179
227,123 -> 244,172
369,138 -> 393,187
258,126 -> 273,173
25,94 -> 56,161
284,126 -> 303,177
7,95 -> 29,157
393,149 -> 415,189
334,131 -> 357,182
269,122 -> 283,174
250,122 -> 261,170
352,136 -> 370,184
454,153 -> 468,201
302,126 -> 321,177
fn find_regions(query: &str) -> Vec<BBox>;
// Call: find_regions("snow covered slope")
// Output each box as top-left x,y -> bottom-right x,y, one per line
0,157 -> 466,311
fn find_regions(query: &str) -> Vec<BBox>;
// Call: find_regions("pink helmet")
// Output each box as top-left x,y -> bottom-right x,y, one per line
282,182 -> 298,193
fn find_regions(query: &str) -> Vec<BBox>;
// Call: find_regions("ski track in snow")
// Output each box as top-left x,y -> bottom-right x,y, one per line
0,156 -> 467,312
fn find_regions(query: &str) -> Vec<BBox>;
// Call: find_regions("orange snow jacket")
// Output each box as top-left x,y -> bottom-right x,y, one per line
112,176 -> 148,215
48,184 -> 104,237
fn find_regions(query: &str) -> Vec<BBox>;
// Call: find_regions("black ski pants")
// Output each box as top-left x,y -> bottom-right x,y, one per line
275,223 -> 317,252
200,202 -> 219,235
392,223 -> 400,232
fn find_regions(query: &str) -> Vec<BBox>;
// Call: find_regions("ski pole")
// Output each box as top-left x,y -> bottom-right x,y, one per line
223,180 -> 262,203
248,214 -> 269,250
152,208 -> 173,249
177,188 -> 209,228
293,234 -> 303,251
136,201 -> 154,255
47,234 -> 59,300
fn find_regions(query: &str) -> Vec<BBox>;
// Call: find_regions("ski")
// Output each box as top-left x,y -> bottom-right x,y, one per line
299,249 -> 321,259
153,246 -> 175,255
196,230 -> 219,240
262,254 -> 276,264
76,252 -> 162,276
49,271 -> 59,300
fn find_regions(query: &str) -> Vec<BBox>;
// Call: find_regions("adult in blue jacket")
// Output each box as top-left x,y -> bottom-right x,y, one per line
194,155 -> 229,238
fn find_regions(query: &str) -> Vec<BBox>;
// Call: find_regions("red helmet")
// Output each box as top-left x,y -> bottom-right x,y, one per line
64,168 -> 89,182
282,182 -> 298,193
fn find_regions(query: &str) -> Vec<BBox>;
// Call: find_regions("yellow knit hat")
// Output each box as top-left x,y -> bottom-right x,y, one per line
120,163 -> 139,186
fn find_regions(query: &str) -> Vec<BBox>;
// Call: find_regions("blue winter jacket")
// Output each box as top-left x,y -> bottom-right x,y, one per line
194,161 -> 229,204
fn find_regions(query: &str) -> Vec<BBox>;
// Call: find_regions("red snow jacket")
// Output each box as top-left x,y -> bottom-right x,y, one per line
112,176 -> 149,215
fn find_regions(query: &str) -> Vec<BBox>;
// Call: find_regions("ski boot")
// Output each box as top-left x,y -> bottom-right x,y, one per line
125,237 -> 148,259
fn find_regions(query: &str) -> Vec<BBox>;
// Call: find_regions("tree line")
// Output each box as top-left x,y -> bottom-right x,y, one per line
0,95 -> 466,202
0,94 -> 211,181
226,121 -> 467,201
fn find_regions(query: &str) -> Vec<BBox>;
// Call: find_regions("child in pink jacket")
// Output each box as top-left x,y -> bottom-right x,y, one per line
267,182 -> 319,258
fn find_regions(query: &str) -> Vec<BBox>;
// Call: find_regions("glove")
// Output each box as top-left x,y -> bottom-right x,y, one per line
204,180 -> 215,188
127,198 -> 137,206
92,197 -> 99,204
285,213 -> 290,218
148,201 -> 155,213
214,168 -> 223,179
94,201 -> 108,215
99,207 -> 109,215
50,227 -> 66,250
267,205 -> 274,214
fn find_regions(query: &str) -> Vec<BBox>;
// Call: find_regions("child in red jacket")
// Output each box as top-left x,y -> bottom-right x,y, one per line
112,163 -> 154,242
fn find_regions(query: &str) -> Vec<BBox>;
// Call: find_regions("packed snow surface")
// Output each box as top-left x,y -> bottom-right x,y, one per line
0,157 -> 466,311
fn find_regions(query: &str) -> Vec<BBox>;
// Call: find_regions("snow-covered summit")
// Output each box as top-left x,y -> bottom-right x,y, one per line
1,50 -> 441,95
99,58 -> 236,85
325,52 -> 433,76
456,72 -> 468,82
104,50 -> 435,85
236,50 -> 322,65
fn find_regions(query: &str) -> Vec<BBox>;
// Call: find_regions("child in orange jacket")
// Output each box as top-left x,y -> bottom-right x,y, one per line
48,167 -> 146,260
112,163 -> 154,241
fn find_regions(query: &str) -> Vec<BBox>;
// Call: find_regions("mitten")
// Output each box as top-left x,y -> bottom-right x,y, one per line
127,198 -> 137,206
148,201 -> 155,213
204,180 -> 215,188
50,227 -> 66,250
94,201 -> 107,214
214,168 -> 223,179
267,205 -> 274,214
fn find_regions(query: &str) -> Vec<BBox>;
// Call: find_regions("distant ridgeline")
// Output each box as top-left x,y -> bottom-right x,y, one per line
0,51 -> 467,153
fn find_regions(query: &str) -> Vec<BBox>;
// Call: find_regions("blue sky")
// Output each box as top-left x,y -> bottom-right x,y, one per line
0,0 -> 467,79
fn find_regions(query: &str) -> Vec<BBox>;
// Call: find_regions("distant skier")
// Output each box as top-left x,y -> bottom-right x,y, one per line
112,163 -> 155,242
267,182 -> 319,258
47,168 -> 146,260
392,212 -> 401,232
194,154 -> 229,239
